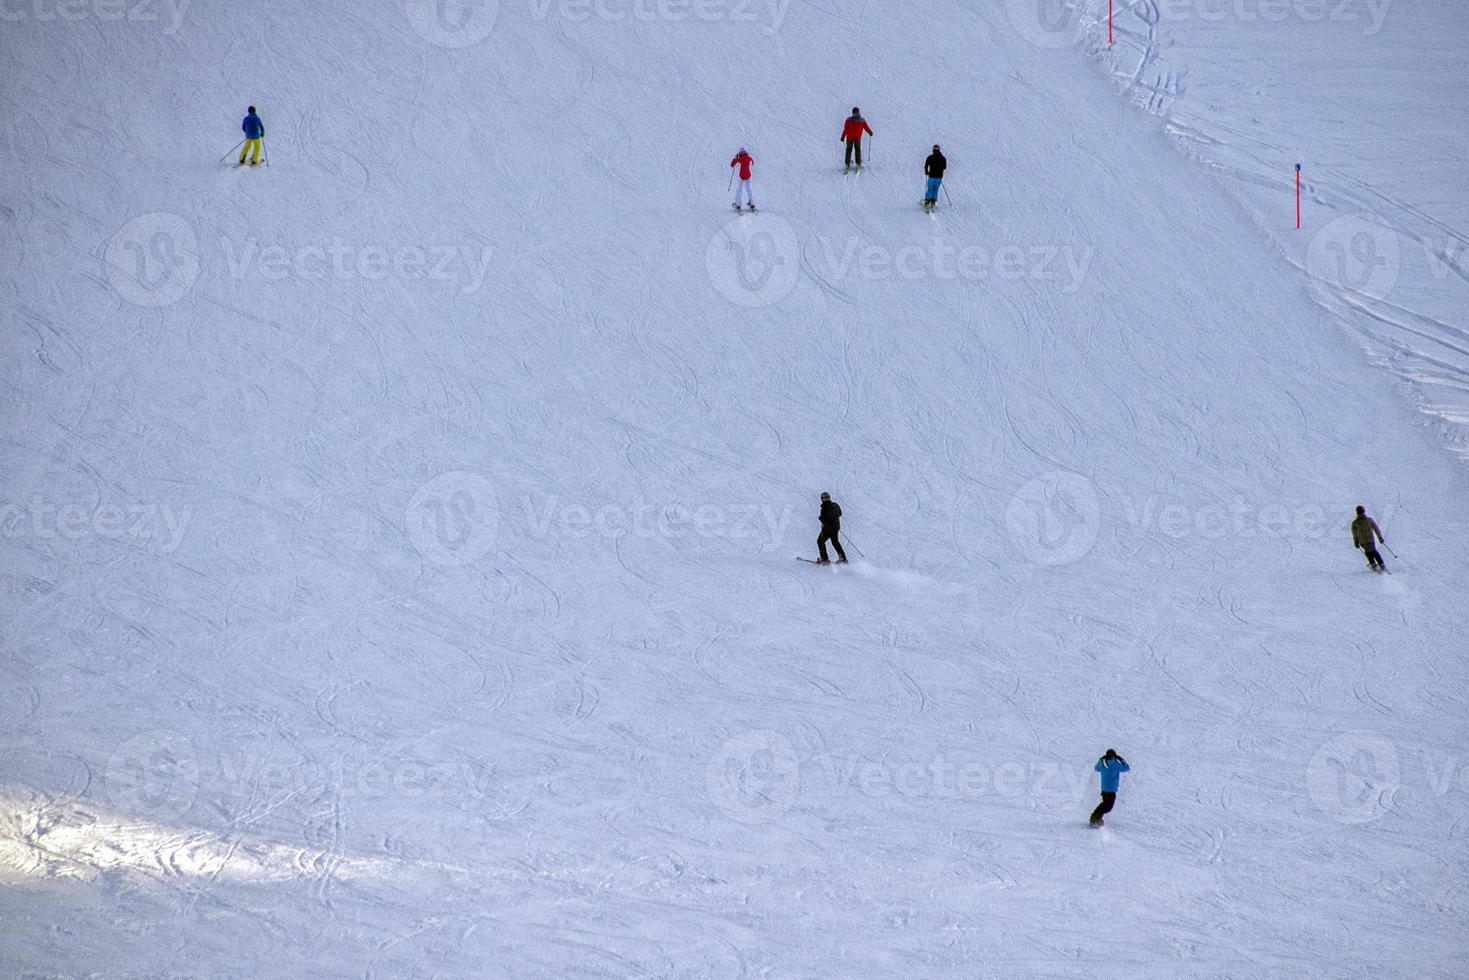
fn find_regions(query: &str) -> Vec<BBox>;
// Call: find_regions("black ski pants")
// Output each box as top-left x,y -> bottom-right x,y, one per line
844,139 -> 863,168
1362,546 -> 1385,570
818,527 -> 846,563
1090,792 -> 1116,824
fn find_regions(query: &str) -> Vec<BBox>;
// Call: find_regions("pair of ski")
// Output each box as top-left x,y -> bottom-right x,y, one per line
732,204 -> 758,212
796,557 -> 848,565
839,164 -> 936,211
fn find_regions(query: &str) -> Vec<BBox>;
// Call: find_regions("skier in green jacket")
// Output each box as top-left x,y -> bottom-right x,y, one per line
1351,505 -> 1387,572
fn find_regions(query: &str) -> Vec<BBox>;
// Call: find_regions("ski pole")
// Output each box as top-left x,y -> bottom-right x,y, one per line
263,140 -> 270,167
728,167 -> 734,192
844,530 -> 867,559
1385,544 -> 1399,559
941,183 -> 953,207
220,139 -> 245,163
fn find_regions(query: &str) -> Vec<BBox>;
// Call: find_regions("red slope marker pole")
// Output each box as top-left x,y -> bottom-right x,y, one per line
1109,0 -> 1114,44
1295,163 -> 1302,229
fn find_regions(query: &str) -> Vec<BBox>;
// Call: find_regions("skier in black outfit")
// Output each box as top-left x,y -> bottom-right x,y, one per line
817,492 -> 847,564
923,145 -> 946,212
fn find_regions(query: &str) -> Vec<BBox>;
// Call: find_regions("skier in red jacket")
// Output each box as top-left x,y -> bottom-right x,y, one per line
730,148 -> 756,211
840,108 -> 872,172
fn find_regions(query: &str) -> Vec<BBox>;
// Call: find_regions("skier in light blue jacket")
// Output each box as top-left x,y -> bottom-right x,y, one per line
1089,748 -> 1130,826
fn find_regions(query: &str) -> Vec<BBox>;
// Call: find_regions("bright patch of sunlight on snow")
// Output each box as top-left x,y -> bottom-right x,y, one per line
0,791 -> 396,885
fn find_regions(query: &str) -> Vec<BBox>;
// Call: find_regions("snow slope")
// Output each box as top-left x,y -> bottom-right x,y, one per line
1091,0 -> 1469,454
2,0 -> 1467,976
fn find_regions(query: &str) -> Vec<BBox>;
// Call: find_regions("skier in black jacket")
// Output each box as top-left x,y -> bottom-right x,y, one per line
817,492 -> 847,564
923,145 -> 946,212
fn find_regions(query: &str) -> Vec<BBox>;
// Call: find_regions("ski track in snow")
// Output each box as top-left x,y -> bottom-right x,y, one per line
0,0 -> 1466,977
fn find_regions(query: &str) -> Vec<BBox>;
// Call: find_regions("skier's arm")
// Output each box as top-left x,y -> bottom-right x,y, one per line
1372,519 -> 1384,543
1094,760 -> 1105,772
1116,760 -> 1130,772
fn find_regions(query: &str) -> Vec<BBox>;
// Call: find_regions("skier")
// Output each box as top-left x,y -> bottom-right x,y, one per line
239,106 -> 266,167
730,148 -> 756,211
817,491 -> 847,564
840,108 -> 872,173
1351,505 -> 1387,572
923,144 -> 946,212
1089,748 -> 1130,827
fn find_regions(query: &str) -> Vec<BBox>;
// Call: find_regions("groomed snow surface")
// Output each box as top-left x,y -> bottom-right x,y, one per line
2,1 -> 1467,977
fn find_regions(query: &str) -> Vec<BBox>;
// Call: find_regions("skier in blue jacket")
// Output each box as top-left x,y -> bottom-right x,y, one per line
1089,748 -> 1130,826
239,106 -> 266,166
